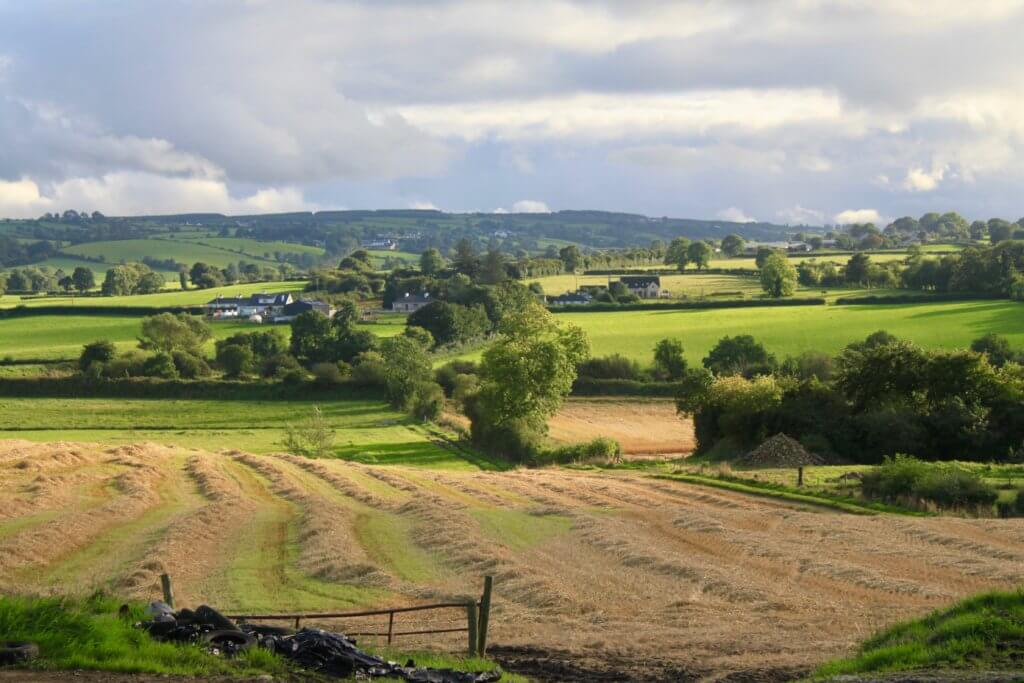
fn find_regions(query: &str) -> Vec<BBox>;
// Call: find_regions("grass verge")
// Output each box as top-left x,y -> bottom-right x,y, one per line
0,594 -> 522,680
0,594 -> 286,676
811,589 -> 1024,679
654,472 -> 925,516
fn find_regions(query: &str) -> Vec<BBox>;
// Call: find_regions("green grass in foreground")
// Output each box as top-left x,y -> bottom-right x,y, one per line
655,472 -> 924,516
0,594 -> 286,676
0,594 -> 519,680
812,589 -> 1024,678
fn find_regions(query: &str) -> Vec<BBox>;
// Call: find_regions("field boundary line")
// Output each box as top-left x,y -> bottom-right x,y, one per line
653,473 -> 921,516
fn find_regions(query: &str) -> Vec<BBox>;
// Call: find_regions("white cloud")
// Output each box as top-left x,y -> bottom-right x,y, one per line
394,89 -> 844,142
903,165 -> 947,192
716,207 -> 756,223
0,173 -> 312,218
494,199 -> 550,214
409,200 -> 440,210
834,208 -> 882,225
776,205 -> 824,225
0,178 -> 52,216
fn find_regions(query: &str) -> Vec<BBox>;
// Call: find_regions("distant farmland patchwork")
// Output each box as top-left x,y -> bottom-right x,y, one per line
2,299 -> 1021,364
2,441 -> 1023,679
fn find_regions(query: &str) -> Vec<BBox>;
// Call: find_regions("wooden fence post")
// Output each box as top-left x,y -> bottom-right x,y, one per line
477,575 -> 493,656
465,601 -> 478,656
797,466 -> 804,487
160,573 -> 174,609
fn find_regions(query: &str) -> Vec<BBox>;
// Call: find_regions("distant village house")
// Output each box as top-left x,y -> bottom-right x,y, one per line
391,292 -> 432,313
618,275 -> 664,299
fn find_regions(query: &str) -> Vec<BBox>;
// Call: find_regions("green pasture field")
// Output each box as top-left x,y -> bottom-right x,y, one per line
550,299 -> 1024,365
531,272 -> 765,297
0,397 -> 481,469
531,271 -> 908,301
0,280 -> 306,310
61,238 -> 276,269
185,236 -> 325,258
0,306 -> 403,363
0,310 -> 400,361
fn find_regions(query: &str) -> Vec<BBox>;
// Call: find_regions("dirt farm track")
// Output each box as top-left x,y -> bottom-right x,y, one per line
3,441 -> 1024,681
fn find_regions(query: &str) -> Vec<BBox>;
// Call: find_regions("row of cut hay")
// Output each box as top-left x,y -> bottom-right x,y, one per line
0,446 -> 167,588
116,453 -> 258,603
232,453 -> 392,588
283,455 -> 406,511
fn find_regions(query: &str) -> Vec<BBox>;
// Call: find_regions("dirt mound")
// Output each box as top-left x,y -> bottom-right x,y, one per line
738,434 -> 825,467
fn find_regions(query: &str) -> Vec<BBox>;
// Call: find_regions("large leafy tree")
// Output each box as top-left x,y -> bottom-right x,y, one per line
702,335 -> 776,378
71,266 -> 95,293
686,241 -> 712,270
720,234 -> 746,257
558,245 -> 582,273
664,237 -> 691,271
138,313 -> 212,355
653,338 -> 687,381
760,252 -> 797,297
419,248 -> 445,276
472,304 -> 589,434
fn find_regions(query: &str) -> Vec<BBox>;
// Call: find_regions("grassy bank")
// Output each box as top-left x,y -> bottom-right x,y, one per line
0,594 -> 518,680
812,589 -> 1024,679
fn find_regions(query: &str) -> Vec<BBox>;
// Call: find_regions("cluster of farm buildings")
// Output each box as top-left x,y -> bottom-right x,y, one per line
204,293 -> 331,323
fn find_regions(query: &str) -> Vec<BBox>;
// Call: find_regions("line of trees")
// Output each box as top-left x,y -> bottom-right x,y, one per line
674,330 -> 1024,465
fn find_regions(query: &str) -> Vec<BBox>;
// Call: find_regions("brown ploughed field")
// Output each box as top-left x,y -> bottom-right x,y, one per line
3,440 -> 1024,680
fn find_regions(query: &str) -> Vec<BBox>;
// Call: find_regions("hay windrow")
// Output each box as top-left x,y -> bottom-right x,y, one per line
4,440 -> 1024,677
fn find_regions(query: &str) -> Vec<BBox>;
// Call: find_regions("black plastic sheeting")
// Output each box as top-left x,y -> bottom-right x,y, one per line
139,602 -> 502,682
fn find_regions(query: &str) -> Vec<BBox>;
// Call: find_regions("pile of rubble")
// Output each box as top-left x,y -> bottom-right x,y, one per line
737,433 -> 825,468
141,602 -> 501,682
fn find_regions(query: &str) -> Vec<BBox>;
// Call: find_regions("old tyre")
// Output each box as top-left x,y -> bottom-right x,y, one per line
241,623 -> 294,637
202,630 -> 256,655
0,641 -> 39,665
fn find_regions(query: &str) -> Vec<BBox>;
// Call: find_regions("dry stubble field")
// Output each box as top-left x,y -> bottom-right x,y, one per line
3,440 -> 1024,680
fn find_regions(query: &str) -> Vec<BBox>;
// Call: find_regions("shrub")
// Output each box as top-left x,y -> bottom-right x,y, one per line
435,360 -> 478,396
351,351 -> 387,387
141,352 -> 179,380
79,340 -> 116,373
102,351 -> 147,379
410,381 -> 445,421
311,362 -> 347,386
861,454 -> 998,509
577,354 -> 642,380
171,351 -> 211,379
217,344 -> 254,379
281,406 -> 335,458
261,352 -> 301,379
540,437 -> 623,465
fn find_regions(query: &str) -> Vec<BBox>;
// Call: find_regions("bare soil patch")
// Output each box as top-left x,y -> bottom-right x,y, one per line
547,399 -> 694,456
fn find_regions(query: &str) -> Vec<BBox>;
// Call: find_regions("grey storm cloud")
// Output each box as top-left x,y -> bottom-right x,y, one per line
1,0 -> 1024,221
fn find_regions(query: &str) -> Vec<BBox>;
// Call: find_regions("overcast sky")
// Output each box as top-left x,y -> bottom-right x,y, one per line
1,0 -> 1023,225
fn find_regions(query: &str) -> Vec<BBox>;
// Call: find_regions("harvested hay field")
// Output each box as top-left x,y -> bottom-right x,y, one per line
3,440 -> 1024,680
547,399 -> 695,456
